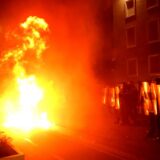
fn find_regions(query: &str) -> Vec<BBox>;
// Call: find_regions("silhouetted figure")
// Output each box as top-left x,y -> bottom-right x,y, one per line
119,82 -> 130,124
138,82 -> 145,115
114,85 -> 121,124
128,82 -> 139,124
146,81 -> 157,138
155,78 -> 160,140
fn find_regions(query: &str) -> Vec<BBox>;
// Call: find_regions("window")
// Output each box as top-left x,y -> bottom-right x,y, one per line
146,0 -> 159,10
148,54 -> 160,75
126,0 -> 134,9
125,0 -> 136,18
126,26 -> 136,47
147,19 -> 160,43
127,58 -> 138,76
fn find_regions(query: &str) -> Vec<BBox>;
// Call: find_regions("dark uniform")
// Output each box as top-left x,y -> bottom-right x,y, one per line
146,82 -> 157,138
155,78 -> 160,140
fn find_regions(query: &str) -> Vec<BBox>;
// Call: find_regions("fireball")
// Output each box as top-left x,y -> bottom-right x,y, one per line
1,16 -> 52,131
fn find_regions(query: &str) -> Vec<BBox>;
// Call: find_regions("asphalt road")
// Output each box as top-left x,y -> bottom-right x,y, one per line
13,129 -> 122,160
5,114 -> 160,160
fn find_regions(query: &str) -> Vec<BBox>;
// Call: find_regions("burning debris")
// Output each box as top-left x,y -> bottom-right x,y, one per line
1,16 -> 52,131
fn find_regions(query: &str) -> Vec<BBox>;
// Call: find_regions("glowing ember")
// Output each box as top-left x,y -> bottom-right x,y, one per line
2,16 -> 52,131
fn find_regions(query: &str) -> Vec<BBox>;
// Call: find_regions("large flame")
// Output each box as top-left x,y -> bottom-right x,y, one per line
2,16 -> 52,131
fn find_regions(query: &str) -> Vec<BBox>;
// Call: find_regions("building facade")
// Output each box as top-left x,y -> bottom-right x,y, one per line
113,0 -> 160,83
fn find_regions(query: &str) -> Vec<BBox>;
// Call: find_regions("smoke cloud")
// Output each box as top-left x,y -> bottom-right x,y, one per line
0,0 -> 112,133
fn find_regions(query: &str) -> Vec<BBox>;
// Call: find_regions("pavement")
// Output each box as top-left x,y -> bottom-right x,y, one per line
61,112 -> 160,160
12,128 -> 122,160
4,110 -> 160,160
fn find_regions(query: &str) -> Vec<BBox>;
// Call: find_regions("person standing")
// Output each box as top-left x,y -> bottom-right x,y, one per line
146,81 -> 157,138
119,82 -> 130,124
155,78 -> 160,140
128,82 -> 139,125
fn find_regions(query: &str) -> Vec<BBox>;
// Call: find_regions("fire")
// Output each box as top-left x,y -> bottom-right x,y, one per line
1,16 -> 52,131
18,76 -> 43,109
141,81 -> 157,115
3,16 -> 48,62
141,82 -> 149,115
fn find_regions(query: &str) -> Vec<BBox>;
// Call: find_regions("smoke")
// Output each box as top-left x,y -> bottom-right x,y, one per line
0,0 -> 112,132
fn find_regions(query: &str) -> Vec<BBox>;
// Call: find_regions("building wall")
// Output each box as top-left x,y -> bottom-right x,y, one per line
113,0 -> 160,83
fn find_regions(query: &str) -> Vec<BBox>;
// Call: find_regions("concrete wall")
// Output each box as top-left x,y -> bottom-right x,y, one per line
113,0 -> 160,83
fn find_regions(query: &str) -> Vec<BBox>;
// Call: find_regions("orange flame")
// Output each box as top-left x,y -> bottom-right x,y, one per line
141,82 -> 149,115
141,82 -> 157,115
2,16 -> 52,131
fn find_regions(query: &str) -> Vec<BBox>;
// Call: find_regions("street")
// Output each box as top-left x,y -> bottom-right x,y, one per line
6,115 -> 160,160
12,128 -> 121,160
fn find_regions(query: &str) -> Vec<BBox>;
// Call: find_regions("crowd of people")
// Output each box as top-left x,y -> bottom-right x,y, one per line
104,78 -> 160,140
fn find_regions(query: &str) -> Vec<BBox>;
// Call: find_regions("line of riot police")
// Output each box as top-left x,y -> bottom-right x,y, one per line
103,78 -> 160,140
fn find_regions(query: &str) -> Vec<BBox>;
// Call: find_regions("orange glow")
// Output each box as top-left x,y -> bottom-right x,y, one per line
143,82 -> 149,93
115,86 -> 120,110
141,82 -> 158,115
4,76 -> 52,131
110,88 -> 115,107
157,85 -> 160,110
2,16 -> 52,131
102,87 -> 107,105
3,16 -> 48,62
141,82 -> 149,115
150,82 -> 157,115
